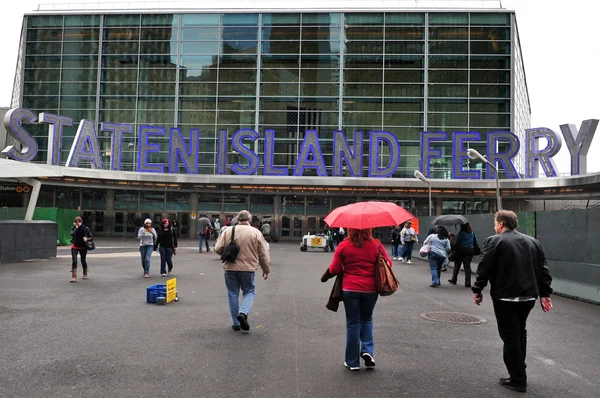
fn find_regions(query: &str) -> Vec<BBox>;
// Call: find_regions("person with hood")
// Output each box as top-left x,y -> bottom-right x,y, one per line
197,214 -> 211,253
138,218 -> 157,278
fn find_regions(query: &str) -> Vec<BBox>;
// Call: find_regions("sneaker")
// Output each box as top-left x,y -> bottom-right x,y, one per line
161,273 -> 167,277
144,274 -> 149,278
399,258 -> 405,262
168,270 -> 172,275
237,313 -> 250,331
499,378 -> 526,393
231,325 -> 241,331
392,257 -> 397,260
361,353 -> 376,368
407,260 -> 412,264
344,362 -> 359,371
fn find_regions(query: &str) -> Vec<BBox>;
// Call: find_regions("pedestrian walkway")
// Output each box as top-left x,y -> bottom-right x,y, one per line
0,240 -> 598,397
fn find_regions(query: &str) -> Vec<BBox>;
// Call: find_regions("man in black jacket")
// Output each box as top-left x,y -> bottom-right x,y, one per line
472,210 -> 553,393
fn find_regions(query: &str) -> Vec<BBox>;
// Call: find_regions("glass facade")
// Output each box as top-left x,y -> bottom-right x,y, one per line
16,10 -> 527,178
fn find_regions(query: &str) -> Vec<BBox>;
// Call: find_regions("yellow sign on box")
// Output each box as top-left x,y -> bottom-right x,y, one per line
166,278 -> 177,303
311,237 -> 322,246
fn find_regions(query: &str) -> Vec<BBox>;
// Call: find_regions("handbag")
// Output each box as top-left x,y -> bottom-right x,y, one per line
84,227 -> 95,250
376,243 -> 399,296
448,250 -> 457,262
220,226 -> 240,262
409,235 -> 418,243
325,274 -> 343,312
419,243 -> 431,257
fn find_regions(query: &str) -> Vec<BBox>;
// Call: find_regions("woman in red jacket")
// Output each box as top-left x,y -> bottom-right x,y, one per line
321,228 -> 392,371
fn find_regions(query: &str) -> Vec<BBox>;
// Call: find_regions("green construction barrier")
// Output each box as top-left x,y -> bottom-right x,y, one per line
0,207 -> 81,245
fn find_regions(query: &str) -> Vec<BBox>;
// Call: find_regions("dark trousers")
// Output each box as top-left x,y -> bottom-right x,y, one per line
71,248 -> 88,270
450,254 -> 473,285
492,300 -> 536,386
159,247 -> 174,274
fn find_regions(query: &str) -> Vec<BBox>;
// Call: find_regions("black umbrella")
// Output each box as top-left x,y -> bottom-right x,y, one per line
431,214 -> 470,228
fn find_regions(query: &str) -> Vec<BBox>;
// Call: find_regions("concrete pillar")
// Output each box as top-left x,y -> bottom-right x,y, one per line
190,192 -> 199,239
105,189 -> 115,237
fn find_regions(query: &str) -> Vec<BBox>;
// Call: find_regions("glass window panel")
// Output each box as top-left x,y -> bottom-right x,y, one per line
141,192 -> 164,210
23,82 -> 59,96
299,83 -> 338,97
301,27 -> 341,40
102,54 -> 139,68
56,188 -> 80,208
26,42 -> 62,55
179,55 -> 216,70
342,112 -> 382,126
383,98 -> 423,112
428,113 -> 468,126
429,41 -> 468,54
345,69 -> 383,83
261,26 -> 300,40
470,85 -> 510,98
222,40 -> 258,54
218,97 -> 256,111
428,55 -> 467,68
470,55 -> 510,69
180,68 -> 217,81
62,55 -> 97,68
140,55 -> 178,68
261,55 -> 299,68
384,41 -> 424,54
137,110 -> 174,123
102,82 -> 137,96
383,113 -> 423,126
63,41 -> 99,54
140,41 -> 177,54
470,69 -> 510,84
429,13 -> 468,25
300,40 -> 340,54
470,41 -> 511,55
300,55 -> 339,68
428,70 -> 467,83
139,68 -> 177,82
300,68 -> 339,83
344,97 -> 382,112
219,69 -> 257,82
28,16 -> 63,28
262,41 -> 300,54
219,55 -> 257,68
428,84 -> 467,97
385,13 -> 424,25
27,28 -> 62,42
25,68 -> 60,81
344,55 -> 383,68
65,15 -> 100,27
429,27 -> 468,40
61,82 -> 96,96
263,13 -> 300,25
179,97 -> 217,110
344,84 -> 382,97
470,113 -> 510,127
63,28 -> 99,41
261,82 -> 299,96
259,111 -> 290,125
384,27 -> 424,40
470,99 -> 510,113
60,96 -> 97,109
383,84 -> 424,97
300,97 -> 339,111
223,13 -> 259,26
23,95 -> 59,109
138,82 -> 175,96
166,192 -> 191,211
141,14 -> 177,26
182,14 -> 219,26
179,83 -> 217,96
262,69 -> 299,82
428,99 -> 467,112
178,111 -> 216,124
222,26 -> 259,41
218,82 -> 256,96
104,15 -> 141,27
182,27 -> 218,41
470,13 -> 510,26
345,26 -> 383,40
259,97 -> 298,111
103,68 -> 138,81
384,55 -> 423,68
104,27 -> 139,40
138,97 -> 176,110
100,96 -> 136,110
345,41 -> 383,54
470,26 -> 510,41
60,109 -> 95,121
103,40 -> 139,54
345,13 -> 384,25
302,12 -> 341,25
181,41 -> 219,54
385,70 -> 424,83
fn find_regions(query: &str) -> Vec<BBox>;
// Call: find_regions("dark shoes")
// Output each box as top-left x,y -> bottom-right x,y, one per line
499,378 -> 526,393
231,325 -> 241,331
361,352 -> 376,368
465,284 -> 471,288
237,313 -> 250,331
430,283 -> 440,288
448,279 -> 457,285
441,267 -> 447,272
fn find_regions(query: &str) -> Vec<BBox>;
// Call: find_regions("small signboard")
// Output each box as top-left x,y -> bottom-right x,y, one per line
311,237 -> 322,246
166,278 -> 177,303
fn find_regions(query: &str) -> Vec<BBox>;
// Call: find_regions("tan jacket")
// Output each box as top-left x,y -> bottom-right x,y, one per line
215,224 -> 270,274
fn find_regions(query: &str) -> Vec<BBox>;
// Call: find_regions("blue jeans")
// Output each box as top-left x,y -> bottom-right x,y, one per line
139,245 -> 153,274
402,241 -> 415,260
428,252 -> 445,285
342,291 -> 378,368
224,271 -> 256,326
159,247 -> 174,274
391,242 -> 400,257
199,235 -> 209,252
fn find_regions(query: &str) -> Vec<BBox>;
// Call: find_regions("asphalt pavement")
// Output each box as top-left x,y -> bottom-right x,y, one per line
0,239 -> 598,398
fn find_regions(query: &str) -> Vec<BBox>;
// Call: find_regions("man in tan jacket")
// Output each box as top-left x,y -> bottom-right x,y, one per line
215,210 -> 270,331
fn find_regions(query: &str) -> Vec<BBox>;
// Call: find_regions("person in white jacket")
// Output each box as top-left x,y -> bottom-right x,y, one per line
399,221 -> 418,264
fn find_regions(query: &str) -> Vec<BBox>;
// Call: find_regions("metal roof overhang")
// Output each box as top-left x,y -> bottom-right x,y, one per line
0,158 -> 63,179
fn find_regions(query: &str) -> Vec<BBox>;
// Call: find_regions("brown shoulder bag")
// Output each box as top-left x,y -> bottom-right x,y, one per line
376,243 -> 399,296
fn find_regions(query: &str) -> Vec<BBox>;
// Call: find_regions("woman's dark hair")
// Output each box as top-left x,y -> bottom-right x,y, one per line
460,223 -> 473,233
348,228 -> 373,247
437,225 -> 450,240
74,216 -> 83,223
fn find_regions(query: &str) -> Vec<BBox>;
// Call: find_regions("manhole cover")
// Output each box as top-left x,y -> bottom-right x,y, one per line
420,312 -> 487,325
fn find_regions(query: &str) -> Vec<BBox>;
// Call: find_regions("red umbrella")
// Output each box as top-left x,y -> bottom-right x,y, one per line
324,201 -> 415,229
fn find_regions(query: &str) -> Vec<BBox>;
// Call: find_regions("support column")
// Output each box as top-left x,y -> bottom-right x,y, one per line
190,192 -> 199,239
435,197 -> 443,216
105,189 -> 115,237
20,178 -> 41,222
273,195 -> 281,239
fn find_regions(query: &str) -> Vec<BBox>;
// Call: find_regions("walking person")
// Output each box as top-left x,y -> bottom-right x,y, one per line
156,219 -> 178,277
196,214 -> 211,253
70,216 -> 91,282
320,228 -> 392,371
448,223 -> 479,287
400,220 -> 418,263
171,219 -> 180,239
390,225 -> 401,260
215,210 -> 270,332
422,226 -> 451,287
260,222 -> 271,242
472,210 -> 553,393
138,218 -> 157,278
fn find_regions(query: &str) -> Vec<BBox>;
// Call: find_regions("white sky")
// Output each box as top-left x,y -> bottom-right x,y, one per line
0,0 -> 598,174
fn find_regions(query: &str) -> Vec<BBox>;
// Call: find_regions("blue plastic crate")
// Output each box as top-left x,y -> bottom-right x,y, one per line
146,284 -> 167,304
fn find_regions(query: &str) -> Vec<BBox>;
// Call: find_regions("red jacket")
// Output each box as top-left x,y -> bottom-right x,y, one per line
328,238 -> 392,292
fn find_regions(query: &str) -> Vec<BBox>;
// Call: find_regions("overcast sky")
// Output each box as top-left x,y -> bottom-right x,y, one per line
1,0 -> 598,174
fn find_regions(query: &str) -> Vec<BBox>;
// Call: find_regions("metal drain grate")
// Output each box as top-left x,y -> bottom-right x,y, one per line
420,312 -> 487,325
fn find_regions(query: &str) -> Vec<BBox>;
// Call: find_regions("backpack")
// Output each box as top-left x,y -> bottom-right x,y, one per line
220,226 -> 240,263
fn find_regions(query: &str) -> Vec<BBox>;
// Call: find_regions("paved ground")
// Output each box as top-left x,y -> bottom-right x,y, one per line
0,238 -> 598,398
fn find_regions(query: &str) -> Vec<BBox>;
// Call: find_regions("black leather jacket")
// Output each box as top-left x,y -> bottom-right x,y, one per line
472,229 -> 553,299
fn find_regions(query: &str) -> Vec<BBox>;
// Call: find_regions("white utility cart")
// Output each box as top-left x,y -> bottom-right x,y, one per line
300,233 -> 330,252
